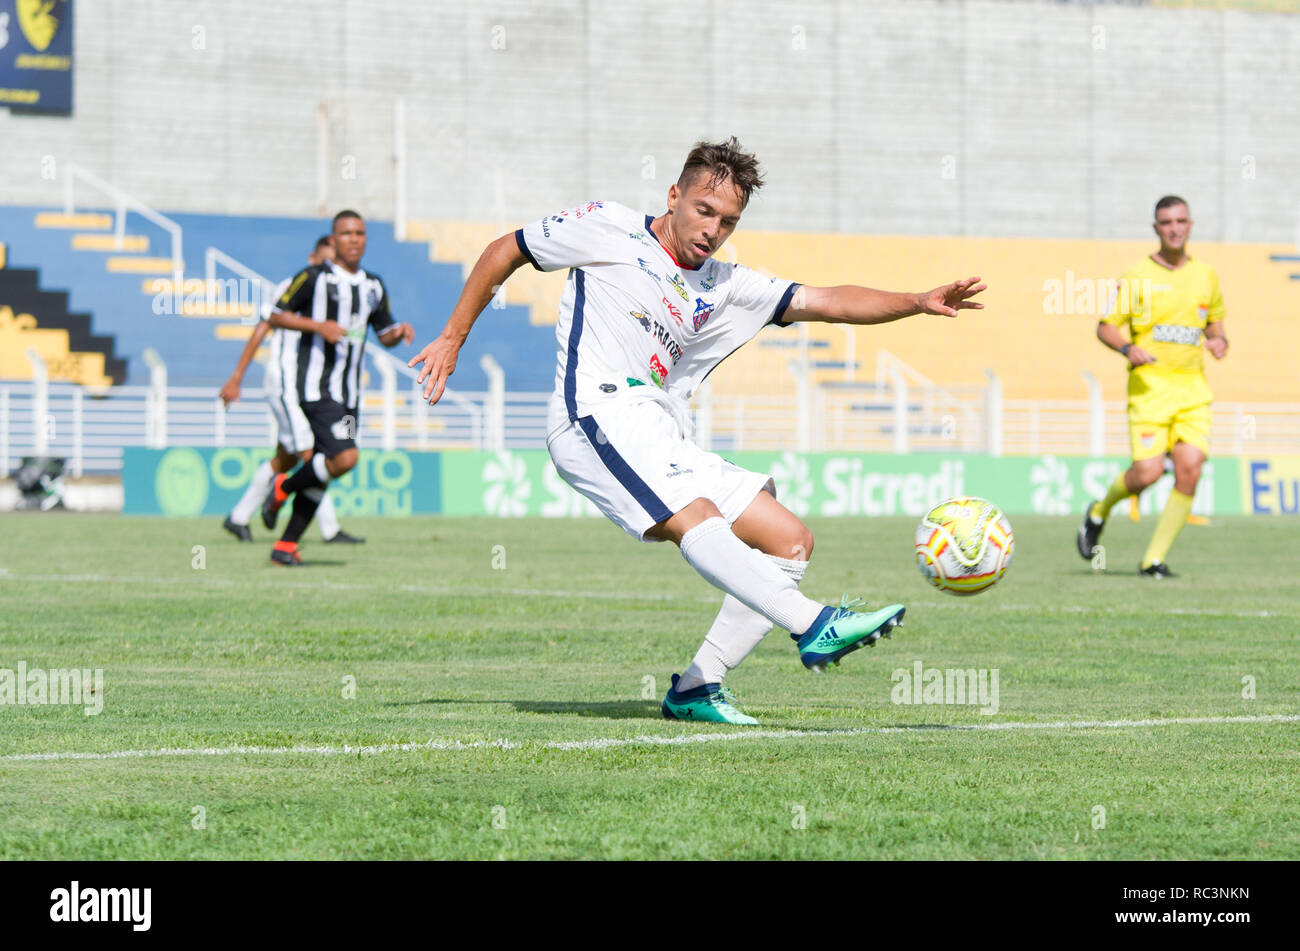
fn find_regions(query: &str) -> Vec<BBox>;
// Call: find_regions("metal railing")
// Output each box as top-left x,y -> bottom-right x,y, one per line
62,163 -> 184,291
4,353 -> 1298,474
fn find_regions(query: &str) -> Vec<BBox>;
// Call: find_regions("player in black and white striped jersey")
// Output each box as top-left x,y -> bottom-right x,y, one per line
219,235 -> 360,544
260,210 -> 415,566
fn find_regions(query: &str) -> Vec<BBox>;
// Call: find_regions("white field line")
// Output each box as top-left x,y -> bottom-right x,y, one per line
0,569 -> 1292,618
3,714 -> 1297,763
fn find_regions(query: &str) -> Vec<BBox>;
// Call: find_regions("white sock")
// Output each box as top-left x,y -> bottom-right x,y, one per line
312,452 -> 330,484
678,556 -> 808,691
679,517 -> 822,642
316,491 -> 340,539
230,460 -> 274,526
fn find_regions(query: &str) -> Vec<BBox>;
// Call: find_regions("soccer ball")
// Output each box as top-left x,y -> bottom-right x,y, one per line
914,496 -> 1014,596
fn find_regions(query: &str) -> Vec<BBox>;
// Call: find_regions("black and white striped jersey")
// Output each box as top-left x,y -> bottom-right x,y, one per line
271,261 -> 396,409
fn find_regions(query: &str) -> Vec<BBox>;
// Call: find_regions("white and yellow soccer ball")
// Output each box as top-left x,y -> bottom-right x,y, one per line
914,496 -> 1014,596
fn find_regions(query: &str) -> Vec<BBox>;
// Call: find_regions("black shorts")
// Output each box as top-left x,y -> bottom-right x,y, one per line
300,399 -> 358,458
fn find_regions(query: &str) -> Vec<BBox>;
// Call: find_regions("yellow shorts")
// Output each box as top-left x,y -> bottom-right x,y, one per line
1129,402 -> 1211,460
1127,368 -> 1212,461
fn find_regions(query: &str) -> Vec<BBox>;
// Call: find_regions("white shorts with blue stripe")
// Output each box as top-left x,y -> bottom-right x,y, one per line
548,397 -> 773,543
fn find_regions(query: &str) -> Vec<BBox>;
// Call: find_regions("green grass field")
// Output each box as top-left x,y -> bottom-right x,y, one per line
0,512 -> 1296,859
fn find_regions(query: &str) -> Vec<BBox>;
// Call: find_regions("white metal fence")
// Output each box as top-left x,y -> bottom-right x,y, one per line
4,374 -> 1298,475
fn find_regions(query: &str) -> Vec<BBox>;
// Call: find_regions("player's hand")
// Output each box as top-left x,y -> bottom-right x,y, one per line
219,377 -> 241,407
389,322 -> 416,345
318,322 -> 346,344
1205,337 -> 1228,359
1127,345 -> 1157,366
918,277 -> 986,318
409,335 -> 460,405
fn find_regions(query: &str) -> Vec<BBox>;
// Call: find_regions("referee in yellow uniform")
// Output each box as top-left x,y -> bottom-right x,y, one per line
1078,196 -> 1228,577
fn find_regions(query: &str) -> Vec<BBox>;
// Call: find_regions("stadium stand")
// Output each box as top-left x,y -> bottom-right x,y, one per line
0,205 -> 556,392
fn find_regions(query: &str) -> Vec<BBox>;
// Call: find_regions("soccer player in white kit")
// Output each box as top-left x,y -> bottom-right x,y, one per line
410,139 -> 985,724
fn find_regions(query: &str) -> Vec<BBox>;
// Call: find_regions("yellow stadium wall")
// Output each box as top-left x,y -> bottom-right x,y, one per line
725,233 -> 1300,404
410,221 -> 1300,403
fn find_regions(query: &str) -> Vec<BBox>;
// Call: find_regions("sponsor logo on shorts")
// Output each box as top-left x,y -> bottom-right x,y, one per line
666,462 -> 694,478
626,377 -> 646,387
1151,324 -> 1203,346
599,383 -> 617,394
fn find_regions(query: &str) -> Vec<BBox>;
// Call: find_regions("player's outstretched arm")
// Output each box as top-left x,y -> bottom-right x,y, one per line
409,233 -> 528,404
220,319 -> 272,406
783,278 -> 985,325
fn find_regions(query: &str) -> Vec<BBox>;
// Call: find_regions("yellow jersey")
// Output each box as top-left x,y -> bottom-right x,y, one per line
1102,255 -> 1225,378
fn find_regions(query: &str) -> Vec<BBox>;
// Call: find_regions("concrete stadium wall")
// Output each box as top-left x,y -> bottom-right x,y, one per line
2,0 -> 1299,242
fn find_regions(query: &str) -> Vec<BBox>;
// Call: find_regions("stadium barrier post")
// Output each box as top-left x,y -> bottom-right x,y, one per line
72,387 -> 83,477
142,348 -> 168,449
1083,370 -> 1105,457
412,380 -> 429,450
983,369 -> 1003,457
25,349 -> 49,456
891,369 -> 909,455
480,354 -> 505,452
1,386 -> 9,476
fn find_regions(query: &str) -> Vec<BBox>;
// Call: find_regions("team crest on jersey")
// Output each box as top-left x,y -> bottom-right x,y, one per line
364,282 -> 383,311
661,296 -> 682,326
691,297 -> 715,332
668,273 -> 689,302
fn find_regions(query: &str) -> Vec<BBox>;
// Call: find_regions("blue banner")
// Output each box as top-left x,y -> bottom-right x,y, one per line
0,0 -> 73,114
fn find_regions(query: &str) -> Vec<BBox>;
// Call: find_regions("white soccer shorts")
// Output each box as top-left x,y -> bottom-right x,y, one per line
264,368 -> 314,454
548,397 -> 773,542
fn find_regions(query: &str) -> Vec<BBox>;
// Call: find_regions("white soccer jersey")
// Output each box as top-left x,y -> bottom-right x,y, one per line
515,200 -> 799,438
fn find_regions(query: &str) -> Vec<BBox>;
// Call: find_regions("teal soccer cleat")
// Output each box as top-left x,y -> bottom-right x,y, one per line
794,598 -> 905,672
661,674 -> 758,726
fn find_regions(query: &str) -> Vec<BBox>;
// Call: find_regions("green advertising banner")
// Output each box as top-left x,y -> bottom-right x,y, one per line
123,447 -> 442,516
437,451 -> 1242,518
124,447 -> 1257,518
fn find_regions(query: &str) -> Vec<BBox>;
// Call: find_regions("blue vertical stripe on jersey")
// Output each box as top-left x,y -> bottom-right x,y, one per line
564,269 -> 587,421
577,415 -> 674,525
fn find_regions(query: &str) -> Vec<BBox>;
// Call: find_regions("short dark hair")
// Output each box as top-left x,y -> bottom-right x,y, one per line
314,235 -> 333,251
332,209 -> 363,230
676,137 -> 765,207
1154,195 -> 1188,217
